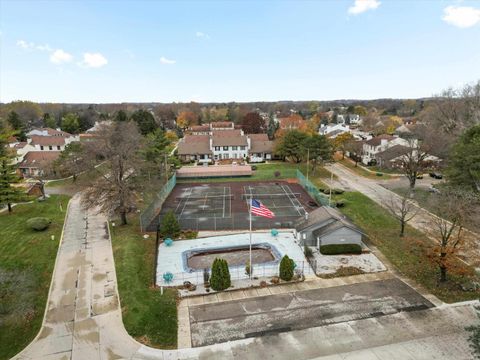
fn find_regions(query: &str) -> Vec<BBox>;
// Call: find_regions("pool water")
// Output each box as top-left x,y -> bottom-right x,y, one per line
187,246 -> 275,270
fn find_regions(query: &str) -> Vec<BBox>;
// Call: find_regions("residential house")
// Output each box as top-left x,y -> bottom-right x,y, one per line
278,116 -> 306,131
177,125 -> 273,163
318,124 -> 350,138
361,134 -> 410,165
12,128 -> 79,177
295,207 -> 364,249
375,144 -> 441,169
345,114 -> 361,125
18,151 -> 61,178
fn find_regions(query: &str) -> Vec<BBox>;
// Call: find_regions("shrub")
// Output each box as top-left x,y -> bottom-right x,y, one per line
375,172 -> 383,177
304,245 -> 313,258
160,211 -> 180,239
333,188 -> 344,194
245,260 -> 251,276
279,255 -> 295,281
320,243 -> 362,255
335,200 -> 346,208
274,171 -> 281,178
26,217 -> 51,231
251,165 -> 257,171
210,258 -> 231,291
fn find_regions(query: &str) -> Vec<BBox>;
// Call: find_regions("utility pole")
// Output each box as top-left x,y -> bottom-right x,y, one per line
306,148 -> 310,182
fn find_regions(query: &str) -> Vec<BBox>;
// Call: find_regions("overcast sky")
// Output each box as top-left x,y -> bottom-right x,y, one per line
1,0 -> 480,103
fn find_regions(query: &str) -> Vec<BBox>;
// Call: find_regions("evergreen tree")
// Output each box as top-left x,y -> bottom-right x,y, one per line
160,210 -> 180,238
267,112 -> 278,140
279,255 -> 294,281
0,129 -> 25,212
61,113 -> 80,134
210,258 -> 231,291
222,259 -> 231,289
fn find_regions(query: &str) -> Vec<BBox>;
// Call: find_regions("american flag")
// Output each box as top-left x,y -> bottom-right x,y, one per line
250,199 -> 275,218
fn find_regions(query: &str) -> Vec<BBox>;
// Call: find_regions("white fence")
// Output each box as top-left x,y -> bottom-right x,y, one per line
156,260 -> 315,287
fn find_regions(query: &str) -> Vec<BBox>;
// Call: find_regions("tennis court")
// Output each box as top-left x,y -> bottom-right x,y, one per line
157,181 -> 316,231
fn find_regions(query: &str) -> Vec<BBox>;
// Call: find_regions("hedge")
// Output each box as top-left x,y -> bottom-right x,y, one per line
26,217 -> 51,231
320,243 -> 362,255
279,255 -> 295,281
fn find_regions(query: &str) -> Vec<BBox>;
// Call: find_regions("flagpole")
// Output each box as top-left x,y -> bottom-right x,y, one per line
249,190 -> 253,281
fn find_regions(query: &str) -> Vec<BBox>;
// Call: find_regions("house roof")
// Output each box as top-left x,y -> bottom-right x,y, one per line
189,125 -> 210,132
29,135 -> 66,147
364,134 -> 394,147
211,121 -> 233,128
326,129 -> 344,138
19,151 -> 61,168
212,135 -> 248,147
29,128 -> 72,137
13,142 -> 28,149
296,206 -> 363,235
375,144 -> 411,162
248,133 -> 269,141
250,139 -> 273,153
212,130 -> 242,137
177,135 -> 212,155
395,124 -> 411,133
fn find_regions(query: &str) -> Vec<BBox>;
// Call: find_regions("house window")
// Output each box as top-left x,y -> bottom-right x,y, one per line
214,146 -> 220,151
223,146 -> 228,151
302,233 -> 306,240
40,146 -> 44,150
223,154 -> 228,159
232,146 -> 238,150
240,146 -> 246,150
57,146 -> 61,150
49,146 -> 53,150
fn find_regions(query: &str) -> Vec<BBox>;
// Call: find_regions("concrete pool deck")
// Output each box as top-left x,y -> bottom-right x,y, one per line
156,231 -> 311,287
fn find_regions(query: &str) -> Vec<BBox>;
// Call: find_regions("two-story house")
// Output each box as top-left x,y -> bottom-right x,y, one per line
177,126 -> 273,163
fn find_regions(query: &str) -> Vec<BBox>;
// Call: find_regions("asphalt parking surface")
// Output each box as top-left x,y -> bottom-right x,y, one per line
189,278 -> 433,347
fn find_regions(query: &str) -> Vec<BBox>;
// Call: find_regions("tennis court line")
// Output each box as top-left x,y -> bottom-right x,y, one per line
178,187 -> 194,218
281,184 -> 303,216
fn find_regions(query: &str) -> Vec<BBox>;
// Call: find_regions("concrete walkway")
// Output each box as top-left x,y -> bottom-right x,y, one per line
13,195 -> 480,360
326,163 -> 480,269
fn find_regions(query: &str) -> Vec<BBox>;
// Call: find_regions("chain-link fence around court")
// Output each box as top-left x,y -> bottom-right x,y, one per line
296,169 -> 330,206
142,169 -> 330,232
139,174 -> 176,232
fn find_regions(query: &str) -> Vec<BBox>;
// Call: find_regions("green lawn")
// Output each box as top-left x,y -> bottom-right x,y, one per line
0,195 -> 70,360
177,161 -> 334,183
336,191 -> 480,303
110,217 -> 178,348
337,159 -> 393,180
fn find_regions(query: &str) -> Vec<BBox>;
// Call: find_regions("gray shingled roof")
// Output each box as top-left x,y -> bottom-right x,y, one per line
296,206 -> 364,235
177,135 -> 212,155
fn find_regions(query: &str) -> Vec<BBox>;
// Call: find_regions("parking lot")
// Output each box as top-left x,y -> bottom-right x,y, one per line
189,278 -> 433,347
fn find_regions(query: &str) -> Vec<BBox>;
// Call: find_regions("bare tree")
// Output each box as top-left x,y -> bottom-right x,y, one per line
427,188 -> 476,283
398,138 -> 430,191
385,190 -> 418,237
82,121 -> 145,225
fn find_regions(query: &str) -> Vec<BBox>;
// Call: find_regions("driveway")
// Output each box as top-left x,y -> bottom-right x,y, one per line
189,278 -> 433,347
325,163 -> 480,269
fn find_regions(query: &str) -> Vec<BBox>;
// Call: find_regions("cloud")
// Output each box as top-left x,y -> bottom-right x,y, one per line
195,31 -> 210,39
81,52 -> 108,68
160,56 -> 176,65
442,5 -> 480,28
348,0 -> 381,15
17,39 -> 52,52
50,49 -> 73,64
